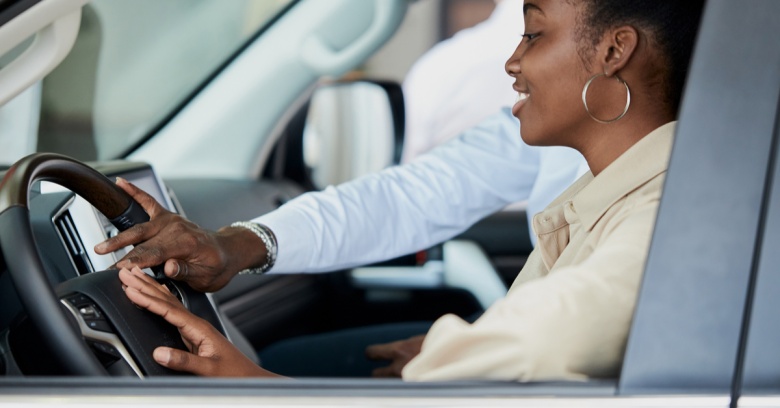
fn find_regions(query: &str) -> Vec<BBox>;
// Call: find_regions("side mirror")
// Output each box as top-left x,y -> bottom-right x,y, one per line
302,80 -> 404,189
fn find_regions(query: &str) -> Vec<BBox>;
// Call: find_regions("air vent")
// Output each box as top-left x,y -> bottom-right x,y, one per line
55,211 -> 95,276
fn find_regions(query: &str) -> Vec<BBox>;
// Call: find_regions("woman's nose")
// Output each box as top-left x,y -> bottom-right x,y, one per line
505,41 -> 524,77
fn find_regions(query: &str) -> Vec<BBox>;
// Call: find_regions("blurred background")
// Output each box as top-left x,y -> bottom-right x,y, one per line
363,0 -> 497,82
11,0 -> 502,165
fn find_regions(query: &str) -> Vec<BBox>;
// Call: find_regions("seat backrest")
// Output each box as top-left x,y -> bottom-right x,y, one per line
618,0 -> 780,395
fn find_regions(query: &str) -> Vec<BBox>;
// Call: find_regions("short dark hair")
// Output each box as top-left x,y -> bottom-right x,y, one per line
576,0 -> 706,113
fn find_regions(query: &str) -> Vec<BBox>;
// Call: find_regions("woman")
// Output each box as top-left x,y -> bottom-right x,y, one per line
114,0 -> 705,381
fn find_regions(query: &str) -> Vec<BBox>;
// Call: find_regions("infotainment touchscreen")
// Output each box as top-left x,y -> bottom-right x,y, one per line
117,168 -> 173,211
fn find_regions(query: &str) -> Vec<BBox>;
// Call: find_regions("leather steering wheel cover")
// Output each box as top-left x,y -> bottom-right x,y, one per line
0,153 -> 132,218
0,206 -> 105,375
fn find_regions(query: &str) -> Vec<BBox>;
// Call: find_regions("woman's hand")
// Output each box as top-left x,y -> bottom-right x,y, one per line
119,266 -> 281,377
96,178 -> 266,292
365,335 -> 426,377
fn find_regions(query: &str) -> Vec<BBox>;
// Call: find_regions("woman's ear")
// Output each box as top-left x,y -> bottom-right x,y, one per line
600,26 -> 639,76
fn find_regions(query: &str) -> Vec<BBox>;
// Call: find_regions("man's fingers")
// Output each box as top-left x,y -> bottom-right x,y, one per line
95,222 -> 155,255
165,259 -> 187,279
115,177 -> 164,218
113,227 -> 195,269
114,229 -> 202,271
114,240 -> 172,270
94,178 -> 169,255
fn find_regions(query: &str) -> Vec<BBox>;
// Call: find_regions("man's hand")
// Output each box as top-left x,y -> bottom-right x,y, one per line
96,178 -> 263,292
119,266 -> 281,377
365,335 -> 426,378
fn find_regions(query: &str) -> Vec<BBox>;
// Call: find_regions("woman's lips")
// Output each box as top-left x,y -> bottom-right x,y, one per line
512,92 -> 530,117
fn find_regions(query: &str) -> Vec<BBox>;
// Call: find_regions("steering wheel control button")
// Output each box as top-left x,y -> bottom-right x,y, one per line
85,319 -> 112,333
78,305 -> 98,318
63,293 -> 114,333
66,294 -> 92,308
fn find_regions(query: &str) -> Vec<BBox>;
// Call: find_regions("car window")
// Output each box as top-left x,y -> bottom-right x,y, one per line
4,0 -> 293,165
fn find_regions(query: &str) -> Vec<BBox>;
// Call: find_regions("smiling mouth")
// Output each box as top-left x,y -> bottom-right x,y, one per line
516,92 -> 529,103
512,92 -> 530,117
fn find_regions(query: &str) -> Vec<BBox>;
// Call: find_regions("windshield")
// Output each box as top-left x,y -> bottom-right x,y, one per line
0,0 -> 293,166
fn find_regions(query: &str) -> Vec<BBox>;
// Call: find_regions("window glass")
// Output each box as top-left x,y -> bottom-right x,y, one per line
32,0 -> 293,162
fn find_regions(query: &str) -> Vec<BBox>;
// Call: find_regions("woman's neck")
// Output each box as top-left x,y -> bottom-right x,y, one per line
577,114 -> 673,176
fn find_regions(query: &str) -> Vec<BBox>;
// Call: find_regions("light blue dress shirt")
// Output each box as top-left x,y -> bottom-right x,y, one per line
255,108 -> 588,273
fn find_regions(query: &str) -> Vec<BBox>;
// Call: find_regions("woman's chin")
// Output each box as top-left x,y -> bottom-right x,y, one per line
518,125 -> 543,146
519,123 -> 570,147
519,131 -> 541,146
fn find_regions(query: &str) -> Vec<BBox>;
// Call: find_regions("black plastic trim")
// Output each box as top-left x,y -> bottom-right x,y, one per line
370,79 -> 405,165
108,199 -> 149,232
0,0 -> 39,27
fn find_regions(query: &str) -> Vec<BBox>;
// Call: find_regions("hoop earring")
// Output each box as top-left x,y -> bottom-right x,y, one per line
581,73 -> 631,124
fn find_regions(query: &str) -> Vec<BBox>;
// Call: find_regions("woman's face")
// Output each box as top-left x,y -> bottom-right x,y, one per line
506,0 -> 594,147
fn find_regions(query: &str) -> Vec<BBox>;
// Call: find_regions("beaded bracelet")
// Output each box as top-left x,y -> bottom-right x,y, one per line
230,221 -> 277,274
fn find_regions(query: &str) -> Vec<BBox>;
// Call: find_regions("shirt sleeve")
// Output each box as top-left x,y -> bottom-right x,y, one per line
402,196 -> 658,381
253,109 -> 541,273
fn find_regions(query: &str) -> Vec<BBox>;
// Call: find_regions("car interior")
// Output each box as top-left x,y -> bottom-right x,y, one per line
1,0 -> 780,405
0,0 -> 534,380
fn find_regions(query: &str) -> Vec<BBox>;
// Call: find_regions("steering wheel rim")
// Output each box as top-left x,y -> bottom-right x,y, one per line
0,153 -> 200,376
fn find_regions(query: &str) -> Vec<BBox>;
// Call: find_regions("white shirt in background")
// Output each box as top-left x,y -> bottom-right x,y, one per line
401,0 -> 524,163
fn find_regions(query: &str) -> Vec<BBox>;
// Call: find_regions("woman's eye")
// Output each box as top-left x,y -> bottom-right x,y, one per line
521,32 -> 540,41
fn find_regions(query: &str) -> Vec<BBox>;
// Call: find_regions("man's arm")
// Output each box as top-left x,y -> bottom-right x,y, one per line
97,111 -> 541,288
257,109 -> 542,273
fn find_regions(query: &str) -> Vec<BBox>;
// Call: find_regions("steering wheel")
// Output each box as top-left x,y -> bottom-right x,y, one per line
0,153 -> 224,376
